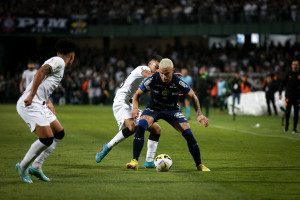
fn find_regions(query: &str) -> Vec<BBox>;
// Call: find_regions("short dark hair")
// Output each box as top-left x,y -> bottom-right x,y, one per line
55,38 -> 77,55
27,59 -> 35,64
291,58 -> 299,64
151,55 -> 163,62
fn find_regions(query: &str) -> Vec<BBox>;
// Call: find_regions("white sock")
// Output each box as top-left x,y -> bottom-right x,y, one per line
146,139 -> 158,162
32,138 -> 61,169
107,129 -> 125,149
20,139 -> 48,169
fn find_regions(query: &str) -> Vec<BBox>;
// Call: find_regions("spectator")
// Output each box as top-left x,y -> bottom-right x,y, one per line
228,72 -> 242,117
217,76 -> 229,112
19,60 -> 37,94
194,67 -> 214,117
263,75 -> 278,116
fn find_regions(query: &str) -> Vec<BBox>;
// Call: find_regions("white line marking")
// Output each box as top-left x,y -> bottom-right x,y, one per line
212,124 -> 300,141
190,121 -> 300,141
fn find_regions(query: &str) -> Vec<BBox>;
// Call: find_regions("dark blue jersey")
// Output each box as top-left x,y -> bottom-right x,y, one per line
140,72 -> 191,110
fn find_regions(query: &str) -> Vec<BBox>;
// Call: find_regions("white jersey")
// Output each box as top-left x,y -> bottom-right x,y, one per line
21,56 -> 65,104
114,65 -> 151,102
22,69 -> 37,89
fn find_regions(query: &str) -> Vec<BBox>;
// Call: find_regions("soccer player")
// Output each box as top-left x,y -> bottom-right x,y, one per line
279,59 -> 300,134
16,38 -> 77,183
95,55 -> 163,168
126,58 -> 210,171
178,68 -> 193,120
19,60 -> 37,93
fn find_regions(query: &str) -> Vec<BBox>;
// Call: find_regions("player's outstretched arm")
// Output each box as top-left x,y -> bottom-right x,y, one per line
24,64 -> 51,106
187,89 -> 209,127
131,88 -> 144,118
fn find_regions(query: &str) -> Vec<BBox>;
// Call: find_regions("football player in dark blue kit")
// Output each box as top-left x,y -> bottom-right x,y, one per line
126,58 -> 210,171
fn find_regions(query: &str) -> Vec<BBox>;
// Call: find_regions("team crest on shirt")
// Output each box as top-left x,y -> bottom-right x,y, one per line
162,88 -> 169,99
53,61 -> 59,66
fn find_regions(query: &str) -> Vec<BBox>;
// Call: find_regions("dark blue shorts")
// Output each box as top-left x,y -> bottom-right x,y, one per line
141,108 -> 188,125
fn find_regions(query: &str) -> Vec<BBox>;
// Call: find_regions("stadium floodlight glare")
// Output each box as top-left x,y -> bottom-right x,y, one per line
251,33 -> 259,44
236,34 -> 245,44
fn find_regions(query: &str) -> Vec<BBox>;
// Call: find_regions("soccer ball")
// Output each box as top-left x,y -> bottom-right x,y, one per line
154,154 -> 172,172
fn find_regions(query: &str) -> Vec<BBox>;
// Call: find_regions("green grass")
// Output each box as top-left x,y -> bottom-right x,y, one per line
0,104 -> 300,200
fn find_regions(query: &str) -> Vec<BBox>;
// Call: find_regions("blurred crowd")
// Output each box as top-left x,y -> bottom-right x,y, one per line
1,0 -> 300,24
0,40 -> 299,107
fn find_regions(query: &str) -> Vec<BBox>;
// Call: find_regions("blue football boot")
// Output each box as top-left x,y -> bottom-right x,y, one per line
95,144 -> 110,163
28,165 -> 50,182
15,162 -> 33,183
143,161 -> 155,168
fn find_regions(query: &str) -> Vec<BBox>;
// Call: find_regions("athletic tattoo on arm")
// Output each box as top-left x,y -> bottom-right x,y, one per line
191,93 -> 203,116
41,64 -> 51,75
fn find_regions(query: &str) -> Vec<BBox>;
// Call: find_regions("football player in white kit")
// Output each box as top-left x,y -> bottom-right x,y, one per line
15,38 -> 77,183
19,60 -> 37,93
96,55 -> 163,168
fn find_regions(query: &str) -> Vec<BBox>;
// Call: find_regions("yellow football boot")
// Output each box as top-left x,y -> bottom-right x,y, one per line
126,159 -> 138,170
197,164 -> 210,171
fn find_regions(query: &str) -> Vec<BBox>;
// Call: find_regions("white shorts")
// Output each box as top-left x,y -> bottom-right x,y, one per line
16,99 -> 56,132
112,101 -> 141,131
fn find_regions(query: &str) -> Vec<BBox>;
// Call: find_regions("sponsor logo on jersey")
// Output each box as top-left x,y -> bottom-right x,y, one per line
153,99 -> 174,106
169,83 -> 177,88
144,77 -> 153,87
174,112 -> 185,119
145,108 -> 154,112
179,80 -> 188,88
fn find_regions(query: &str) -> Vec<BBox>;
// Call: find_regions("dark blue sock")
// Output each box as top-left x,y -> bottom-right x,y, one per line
182,129 -> 202,166
133,119 -> 148,161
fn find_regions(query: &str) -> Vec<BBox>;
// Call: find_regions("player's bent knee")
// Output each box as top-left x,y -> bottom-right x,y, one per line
122,127 -> 135,138
138,119 -> 149,130
149,133 -> 160,142
182,129 -> 193,135
127,124 -> 136,133
54,129 -> 65,140
153,125 -> 161,135
39,137 -> 54,147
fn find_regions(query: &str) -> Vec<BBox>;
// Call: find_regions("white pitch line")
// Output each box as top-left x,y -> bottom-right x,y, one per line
190,121 -> 300,141
212,124 -> 300,141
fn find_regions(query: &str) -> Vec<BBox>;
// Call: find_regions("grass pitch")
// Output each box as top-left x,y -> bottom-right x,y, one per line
0,104 -> 300,200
